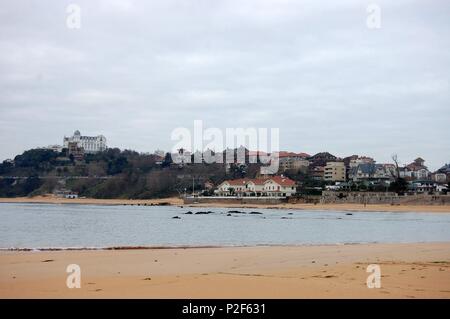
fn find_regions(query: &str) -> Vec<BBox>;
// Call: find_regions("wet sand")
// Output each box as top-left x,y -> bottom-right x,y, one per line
1,196 -> 450,213
1,243 -> 449,298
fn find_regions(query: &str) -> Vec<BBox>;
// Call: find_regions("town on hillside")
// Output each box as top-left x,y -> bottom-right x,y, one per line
0,130 -> 449,204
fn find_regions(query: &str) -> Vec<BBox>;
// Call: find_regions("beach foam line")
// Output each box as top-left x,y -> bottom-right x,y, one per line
0,242 -> 382,252
0,245 -> 223,251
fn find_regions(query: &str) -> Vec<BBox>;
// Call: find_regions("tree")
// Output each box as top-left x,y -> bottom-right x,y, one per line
107,156 -> 129,175
0,160 -> 13,174
14,149 -> 58,169
390,154 -> 401,179
389,178 -> 408,194
23,176 -> 42,194
162,152 -> 172,167
389,154 -> 408,194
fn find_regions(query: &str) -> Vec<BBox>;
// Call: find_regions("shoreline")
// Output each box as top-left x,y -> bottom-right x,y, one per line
0,242 -> 393,252
1,195 -> 450,213
1,242 -> 449,298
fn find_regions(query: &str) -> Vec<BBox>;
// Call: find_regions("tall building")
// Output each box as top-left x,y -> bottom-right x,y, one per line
63,130 -> 107,154
278,151 -> 310,172
324,161 -> 346,182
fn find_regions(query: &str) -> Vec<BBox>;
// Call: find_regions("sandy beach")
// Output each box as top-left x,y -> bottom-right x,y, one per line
0,195 -> 183,206
1,195 -> 450,213
1,243 -> 449,298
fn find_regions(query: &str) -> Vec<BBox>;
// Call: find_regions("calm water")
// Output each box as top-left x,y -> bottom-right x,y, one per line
1,203 -> 450,249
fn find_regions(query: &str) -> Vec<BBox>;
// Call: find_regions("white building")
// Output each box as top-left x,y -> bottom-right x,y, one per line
63,130 -> 107,154
39,145 -> 63,152
216,176 -> 297,197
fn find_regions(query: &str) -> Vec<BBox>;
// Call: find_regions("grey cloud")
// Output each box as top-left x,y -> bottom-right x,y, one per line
0,0 -> 449,170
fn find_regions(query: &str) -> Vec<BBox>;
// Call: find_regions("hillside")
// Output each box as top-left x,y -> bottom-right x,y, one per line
0,148 -> 262,199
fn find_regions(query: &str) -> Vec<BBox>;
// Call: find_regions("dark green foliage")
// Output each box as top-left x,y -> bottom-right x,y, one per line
23,176 -> 43,194
0,176 -> 42,197
107,156 -> 129,175
0,160 -> 13,174
162,152 -> 172,167
14,149 -> 59,170
389,177 -> 408,194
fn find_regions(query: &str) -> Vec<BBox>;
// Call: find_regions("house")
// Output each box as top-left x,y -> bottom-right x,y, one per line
432,173 -> 447,183
215,176 -> 297,197
437,163 -> 450,174
349,163 -> 374,181
409,180 -> 436,193
349,156 -> 375,168
263,176 -> 297,197
54,189 -> 79,199
348,163 -> 393,183
216,178 -> 249,195
435,163 -> 450,182
400,157 -> 430,180
324,161 -> 346,182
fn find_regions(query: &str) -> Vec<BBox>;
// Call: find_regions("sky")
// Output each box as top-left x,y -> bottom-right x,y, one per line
0,0 -> 449,170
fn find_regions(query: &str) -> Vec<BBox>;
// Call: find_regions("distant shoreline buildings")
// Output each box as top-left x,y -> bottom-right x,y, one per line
29,131 -> 449,195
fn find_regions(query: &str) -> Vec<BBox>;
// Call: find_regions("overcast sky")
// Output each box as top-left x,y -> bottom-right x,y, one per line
0,0 -> 449,170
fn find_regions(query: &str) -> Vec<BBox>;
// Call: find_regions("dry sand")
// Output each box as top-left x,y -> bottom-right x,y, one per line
1,243 -> 449,298
0,195 -> 183,206
1,195 -> 450,213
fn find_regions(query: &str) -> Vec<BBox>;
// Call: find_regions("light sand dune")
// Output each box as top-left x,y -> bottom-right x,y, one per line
1,243 -> 449,298
0,195 -> 183,206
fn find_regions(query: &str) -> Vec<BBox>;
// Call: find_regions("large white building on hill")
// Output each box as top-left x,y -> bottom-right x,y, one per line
63,130 -> 107,154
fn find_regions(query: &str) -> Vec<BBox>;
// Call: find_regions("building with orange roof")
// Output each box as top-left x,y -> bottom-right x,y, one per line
216,176 -> 297,197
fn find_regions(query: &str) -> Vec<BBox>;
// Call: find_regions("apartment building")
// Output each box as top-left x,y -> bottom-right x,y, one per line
324,161 -> 346,182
